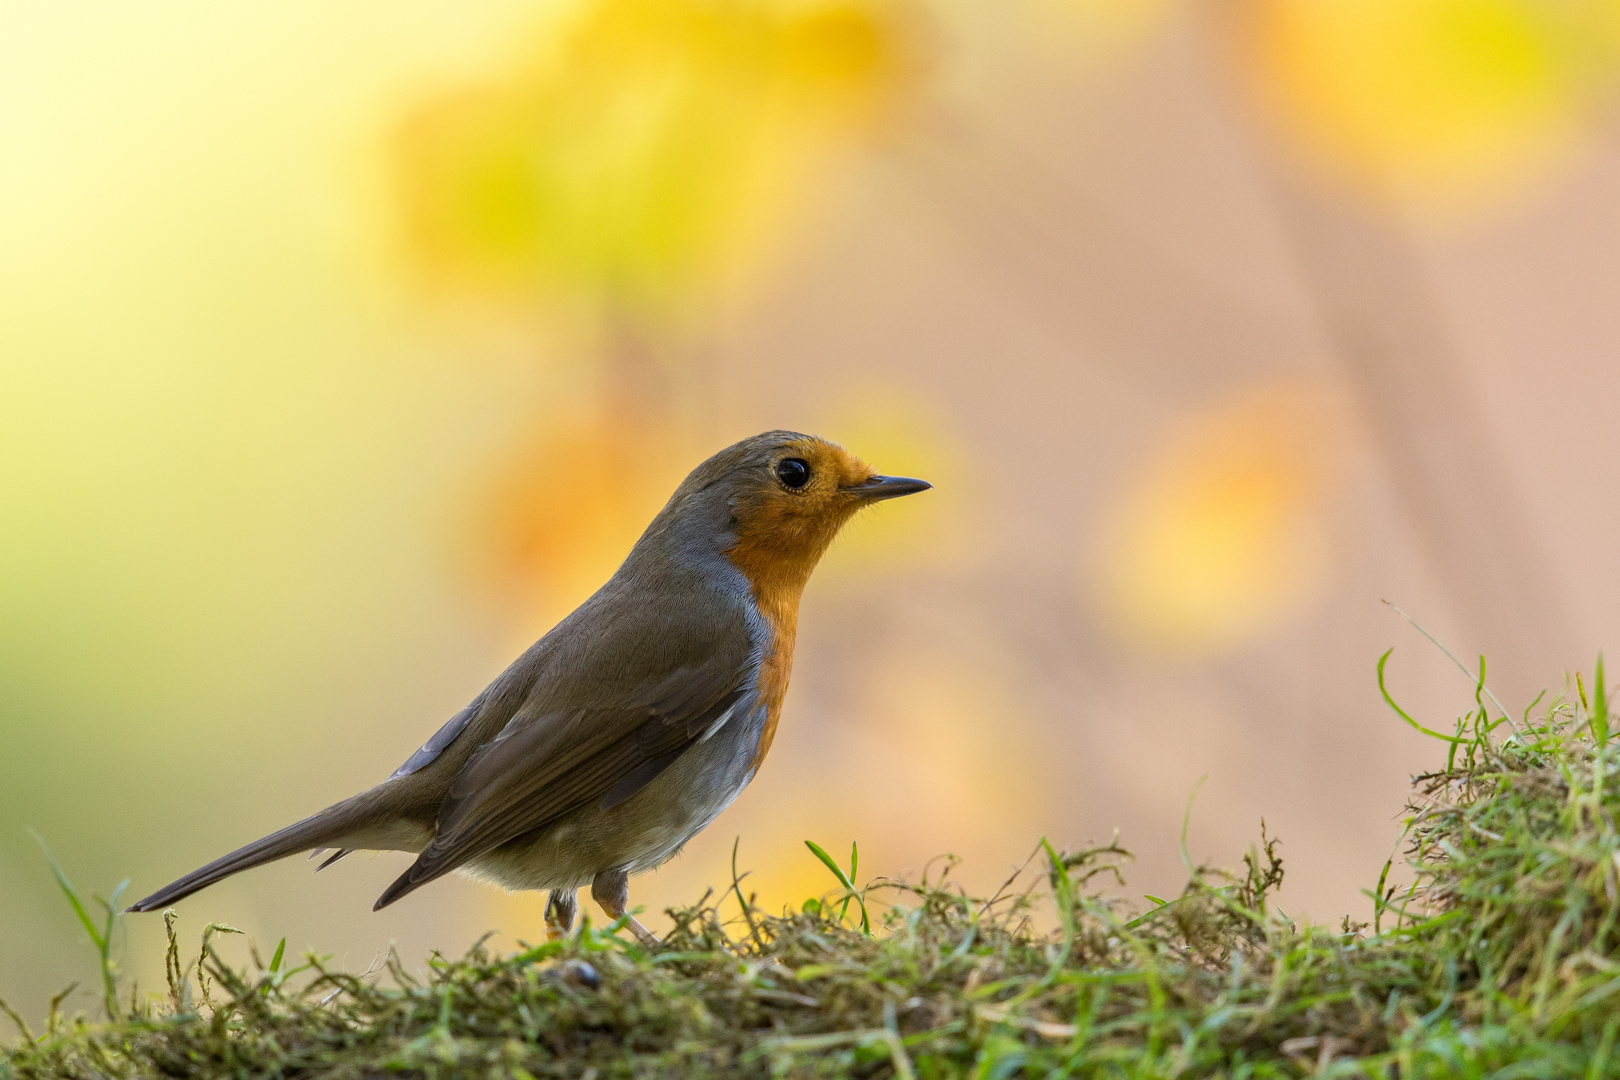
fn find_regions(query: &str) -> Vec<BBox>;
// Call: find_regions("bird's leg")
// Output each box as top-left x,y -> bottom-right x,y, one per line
544,889 -> 578,940
591,869 -> 659,946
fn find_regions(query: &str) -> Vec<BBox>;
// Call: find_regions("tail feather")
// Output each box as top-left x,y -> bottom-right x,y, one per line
126,792 -> 381,912
315,849 -> 353,871
373,854 -> 447,911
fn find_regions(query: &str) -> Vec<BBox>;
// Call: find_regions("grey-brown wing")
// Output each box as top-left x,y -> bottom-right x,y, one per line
373,636 -> 755,909
389,700 -> 481,779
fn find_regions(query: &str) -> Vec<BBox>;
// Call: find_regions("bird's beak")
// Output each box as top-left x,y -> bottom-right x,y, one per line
842,474 -> 933,502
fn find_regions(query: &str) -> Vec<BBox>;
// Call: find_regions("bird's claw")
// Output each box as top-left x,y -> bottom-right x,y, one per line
624,915 -> 660,947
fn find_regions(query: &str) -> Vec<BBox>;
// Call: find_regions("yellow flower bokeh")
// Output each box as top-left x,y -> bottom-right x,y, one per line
1093,382 -> 1346,653
397,0 -> 924,324
1238,0 -> 1620,211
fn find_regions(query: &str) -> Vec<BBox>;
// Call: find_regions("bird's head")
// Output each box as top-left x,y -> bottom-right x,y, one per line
635,430 -> 931,601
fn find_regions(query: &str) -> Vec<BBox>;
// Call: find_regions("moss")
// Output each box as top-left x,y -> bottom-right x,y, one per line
8,660 -> 1620,1078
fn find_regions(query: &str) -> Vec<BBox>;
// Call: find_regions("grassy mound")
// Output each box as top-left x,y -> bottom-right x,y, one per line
7,659 -> 1620,1078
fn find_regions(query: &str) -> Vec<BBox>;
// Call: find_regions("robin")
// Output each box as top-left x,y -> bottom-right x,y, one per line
128,431 -> 930,944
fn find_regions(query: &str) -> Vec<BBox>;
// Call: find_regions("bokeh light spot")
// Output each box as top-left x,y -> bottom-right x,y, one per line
396,0 -> 925,322
1093,382 -> 1345,653
474,405 -> 697,627
1238,0 -> 1620,211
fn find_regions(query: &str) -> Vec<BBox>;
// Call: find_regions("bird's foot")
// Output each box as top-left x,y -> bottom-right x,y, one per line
544,888 -> 578,941
591,869 -> 659,947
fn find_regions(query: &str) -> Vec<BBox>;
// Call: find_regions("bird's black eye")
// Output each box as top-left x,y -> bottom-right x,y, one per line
775,457 -> 811,489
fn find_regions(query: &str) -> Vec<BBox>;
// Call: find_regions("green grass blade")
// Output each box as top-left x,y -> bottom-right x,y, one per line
1378,650 -> 1466,744
29,832 -> 104,950
805,840 -> 869,935
805,841 -> 855,892
29,833 -> 124,1020
1593,655 -> 1609,746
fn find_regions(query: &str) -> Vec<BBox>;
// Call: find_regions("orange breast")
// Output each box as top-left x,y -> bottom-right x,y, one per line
749,610 -> 795,774
726,528 -> 812,776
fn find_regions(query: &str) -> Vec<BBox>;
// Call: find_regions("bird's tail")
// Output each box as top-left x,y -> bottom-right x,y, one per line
126,790 -> 386,913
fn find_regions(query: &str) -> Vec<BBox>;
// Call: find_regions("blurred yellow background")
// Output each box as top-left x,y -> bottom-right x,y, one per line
7,0 -> 1620,1023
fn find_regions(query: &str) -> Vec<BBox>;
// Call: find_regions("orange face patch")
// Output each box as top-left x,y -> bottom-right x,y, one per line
723,437 -> 877,772
723,436 -> 877,606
